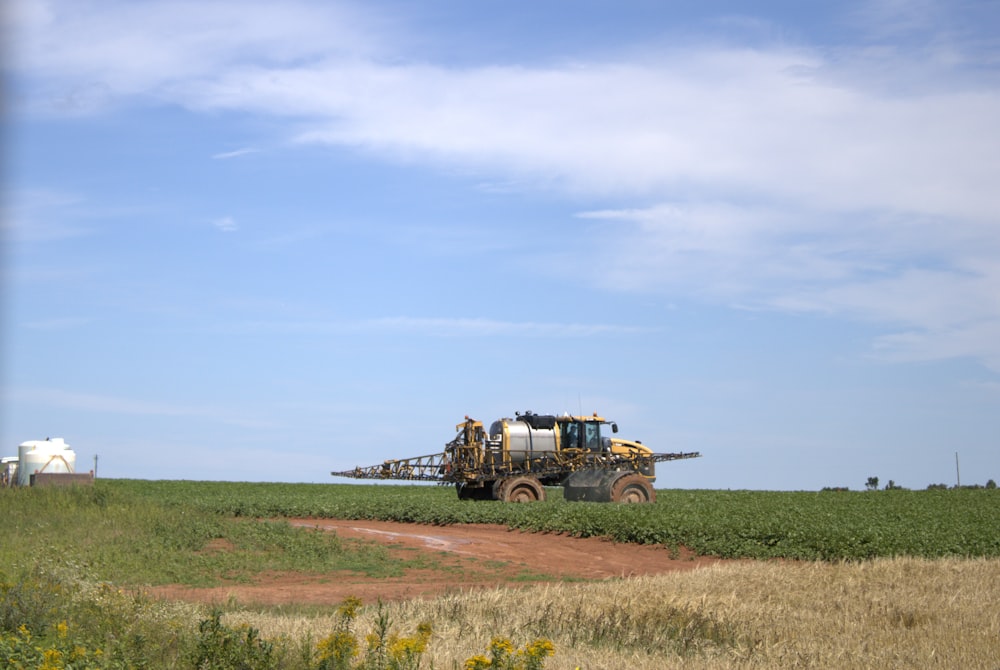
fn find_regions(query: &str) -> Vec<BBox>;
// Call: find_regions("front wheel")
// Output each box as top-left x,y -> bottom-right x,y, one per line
610,473 -> 656,503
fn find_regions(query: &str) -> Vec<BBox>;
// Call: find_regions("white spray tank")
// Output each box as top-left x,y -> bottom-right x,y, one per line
17,438 -> 77,486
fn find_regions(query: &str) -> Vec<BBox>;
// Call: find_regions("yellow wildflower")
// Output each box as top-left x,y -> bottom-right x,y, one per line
489,637 -> 514,655
389,634 -> 426,660
337,595 -> 363,621
40,648 -> 63,670
464,654 -> 492,670
524,638 -> 555,659
316,630 -> 358,662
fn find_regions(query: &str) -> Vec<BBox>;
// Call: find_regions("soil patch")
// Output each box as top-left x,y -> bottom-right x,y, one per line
148,519 -> 719,606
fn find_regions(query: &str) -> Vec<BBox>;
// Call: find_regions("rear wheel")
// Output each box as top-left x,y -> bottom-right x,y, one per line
610,473 -> 655,503
498,476 -> 545,502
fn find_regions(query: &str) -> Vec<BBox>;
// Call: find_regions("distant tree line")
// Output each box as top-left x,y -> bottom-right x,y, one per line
819,477 -> 997,492
926,480 -> 997,490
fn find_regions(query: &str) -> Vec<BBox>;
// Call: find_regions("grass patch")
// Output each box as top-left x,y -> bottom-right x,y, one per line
2,483 -> 406,587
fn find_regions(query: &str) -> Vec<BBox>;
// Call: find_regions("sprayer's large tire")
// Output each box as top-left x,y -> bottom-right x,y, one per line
610,473 -> 656,503
499,476 -> 546,503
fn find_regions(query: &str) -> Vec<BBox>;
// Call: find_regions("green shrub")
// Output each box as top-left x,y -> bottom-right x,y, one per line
0,562 -> 196,669
190,610 -> 277,670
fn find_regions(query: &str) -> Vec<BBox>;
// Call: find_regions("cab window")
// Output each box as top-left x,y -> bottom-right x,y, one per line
584,423 -> 601,451
561,422 -> 580,450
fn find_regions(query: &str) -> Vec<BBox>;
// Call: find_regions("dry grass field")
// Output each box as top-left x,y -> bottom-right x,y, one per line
231,557 -> 1000,669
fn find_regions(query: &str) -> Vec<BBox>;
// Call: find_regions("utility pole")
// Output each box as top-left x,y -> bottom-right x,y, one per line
955,451 -> 961,488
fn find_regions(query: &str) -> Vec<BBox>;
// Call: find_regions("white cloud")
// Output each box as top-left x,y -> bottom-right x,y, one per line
8,0 -> 1000,370
7,0 -> 384,113
212,216 -> 238,232
13,3 -> 997,218
11,3 -> 998,216
578,202 -> 1000,370
788,266 -> 1000,371
205,53 -> 999,225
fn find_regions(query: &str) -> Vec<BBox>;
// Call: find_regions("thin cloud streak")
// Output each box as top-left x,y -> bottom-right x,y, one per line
212,216 -> 238,232
4,188 -> 96,242
222,317 -> 647,337
7,387 -> 275,429
366,317 -> 647,338
579,203 -> 1000,369
212,147 -> 259,159
21,317 -> 92,331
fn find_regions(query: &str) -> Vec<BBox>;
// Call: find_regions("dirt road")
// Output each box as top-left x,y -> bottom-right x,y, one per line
149,519 -> 717,605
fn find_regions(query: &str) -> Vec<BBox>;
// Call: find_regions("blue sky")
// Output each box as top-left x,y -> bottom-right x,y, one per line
3,0 -> 999,490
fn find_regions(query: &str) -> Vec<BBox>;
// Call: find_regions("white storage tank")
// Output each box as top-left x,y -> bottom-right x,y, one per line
1,457 -> 18,487
17,438 -> 77,486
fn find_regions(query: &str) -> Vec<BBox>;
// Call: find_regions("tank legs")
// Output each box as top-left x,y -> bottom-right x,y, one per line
456,481 -> 499,500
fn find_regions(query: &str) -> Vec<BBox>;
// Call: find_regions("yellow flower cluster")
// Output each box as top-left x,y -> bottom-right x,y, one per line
315,630 -> 359,665
1,620 -> 104,670
464,654 -> 493,670
314,597 -> 435,670
462,636 -> 557,670
336,595 -> 363,621
523,638 -> 555,660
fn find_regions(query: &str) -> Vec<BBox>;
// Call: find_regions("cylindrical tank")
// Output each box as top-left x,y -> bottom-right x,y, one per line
489,416 -> 559,465
1,457 -> 18,487
17,438 -> 76,486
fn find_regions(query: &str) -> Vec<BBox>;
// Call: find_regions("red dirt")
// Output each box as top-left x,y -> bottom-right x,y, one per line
148,519 -> 719,606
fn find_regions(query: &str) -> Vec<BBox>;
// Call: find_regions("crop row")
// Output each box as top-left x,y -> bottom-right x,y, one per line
107,480 -> 1000,560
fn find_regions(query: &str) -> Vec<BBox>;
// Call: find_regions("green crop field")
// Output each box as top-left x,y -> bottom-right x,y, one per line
110,479 -> 1000,560
4,480 -> 1000,669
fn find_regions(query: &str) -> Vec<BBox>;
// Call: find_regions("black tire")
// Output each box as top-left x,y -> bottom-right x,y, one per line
610,473 -> 656,503
498,476 -> 545,502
